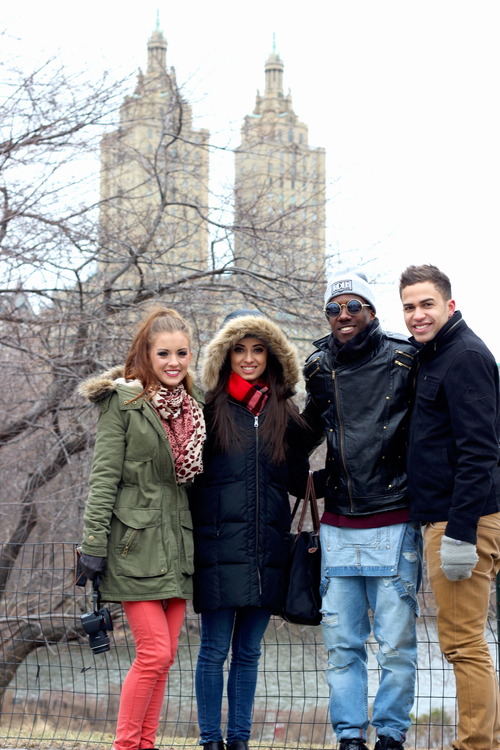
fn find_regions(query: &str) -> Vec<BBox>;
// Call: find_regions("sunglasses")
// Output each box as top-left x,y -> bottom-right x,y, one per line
324,299 -> 371,318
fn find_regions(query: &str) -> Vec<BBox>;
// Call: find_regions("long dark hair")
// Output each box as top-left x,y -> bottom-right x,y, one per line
206,347 -> 302,464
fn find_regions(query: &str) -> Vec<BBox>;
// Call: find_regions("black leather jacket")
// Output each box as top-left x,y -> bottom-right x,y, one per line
303,320 -> 416,516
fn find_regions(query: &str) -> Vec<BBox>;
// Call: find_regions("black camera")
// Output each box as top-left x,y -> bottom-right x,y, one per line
80,576 -> 113,654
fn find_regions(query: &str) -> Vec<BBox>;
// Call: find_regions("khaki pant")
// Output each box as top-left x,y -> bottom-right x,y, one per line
424,514 -> 500,750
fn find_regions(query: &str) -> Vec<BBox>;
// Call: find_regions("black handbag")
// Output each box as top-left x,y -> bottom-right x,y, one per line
282,472 -> 322,626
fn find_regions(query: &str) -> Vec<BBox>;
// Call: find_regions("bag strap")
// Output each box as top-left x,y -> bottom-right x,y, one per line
292,472 -> 320,534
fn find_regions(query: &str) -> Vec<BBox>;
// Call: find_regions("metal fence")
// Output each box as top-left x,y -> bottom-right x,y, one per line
0,542 -> 498,750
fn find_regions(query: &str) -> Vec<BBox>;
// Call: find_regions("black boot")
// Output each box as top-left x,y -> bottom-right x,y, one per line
374,738 -> 404,750
339,741 -> 369,750
202,743 -> 225,750
227,742 -> 248,750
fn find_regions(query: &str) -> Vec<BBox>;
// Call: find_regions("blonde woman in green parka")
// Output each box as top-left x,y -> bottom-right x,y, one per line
79,306 -> 206,750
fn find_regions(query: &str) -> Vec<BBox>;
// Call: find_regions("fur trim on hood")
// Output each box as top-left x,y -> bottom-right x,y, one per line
78,365 -> 133,403
202,314 -> 300,393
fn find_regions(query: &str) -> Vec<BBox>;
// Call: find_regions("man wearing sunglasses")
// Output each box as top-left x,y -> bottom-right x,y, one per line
301,269 -> 421,750
400,264 -> 500,750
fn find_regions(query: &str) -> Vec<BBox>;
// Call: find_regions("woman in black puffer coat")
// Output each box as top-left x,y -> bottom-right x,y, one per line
190,310 -> 309,750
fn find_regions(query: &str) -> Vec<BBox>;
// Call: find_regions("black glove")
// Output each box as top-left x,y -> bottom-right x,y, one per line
79,553 -> 107,582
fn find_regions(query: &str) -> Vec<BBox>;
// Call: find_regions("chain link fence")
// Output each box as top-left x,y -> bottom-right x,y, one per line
0,542 -> 498,750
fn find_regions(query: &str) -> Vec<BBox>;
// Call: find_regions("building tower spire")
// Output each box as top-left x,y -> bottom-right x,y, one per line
264,36 -> 284,98
147,16 -> 167,77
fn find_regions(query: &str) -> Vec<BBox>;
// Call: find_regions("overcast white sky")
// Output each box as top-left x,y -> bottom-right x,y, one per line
3,0 -> 499,359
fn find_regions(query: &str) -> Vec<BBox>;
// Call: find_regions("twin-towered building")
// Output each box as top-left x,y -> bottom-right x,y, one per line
235,42 -> 326,282
99,24 -> 326,290
99,26 -> 210,288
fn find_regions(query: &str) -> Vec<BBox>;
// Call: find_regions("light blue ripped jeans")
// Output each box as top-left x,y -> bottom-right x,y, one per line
319,522 -> 423,744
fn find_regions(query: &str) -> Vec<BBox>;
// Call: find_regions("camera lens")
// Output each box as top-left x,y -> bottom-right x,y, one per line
81,606 -> 113,654
89,629 -> 111,654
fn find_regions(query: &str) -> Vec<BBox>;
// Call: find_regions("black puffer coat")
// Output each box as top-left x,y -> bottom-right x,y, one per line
190,314 -> 308,614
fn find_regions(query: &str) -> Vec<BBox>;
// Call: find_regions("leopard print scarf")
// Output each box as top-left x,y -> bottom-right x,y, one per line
151,384 -> 206,483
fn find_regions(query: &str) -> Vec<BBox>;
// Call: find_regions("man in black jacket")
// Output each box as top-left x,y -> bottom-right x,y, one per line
400,264 -> 500,750
302,269 -> 421,750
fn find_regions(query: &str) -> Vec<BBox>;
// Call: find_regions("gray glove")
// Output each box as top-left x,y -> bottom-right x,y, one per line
440,535 -> 478,581
79,553 -> 107,582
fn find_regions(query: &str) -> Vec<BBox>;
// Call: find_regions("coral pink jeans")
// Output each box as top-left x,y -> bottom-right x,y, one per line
114,598 -> 186,750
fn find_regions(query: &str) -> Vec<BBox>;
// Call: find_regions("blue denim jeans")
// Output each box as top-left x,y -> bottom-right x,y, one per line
195,607 -> 272,744
320,522 -> 422,743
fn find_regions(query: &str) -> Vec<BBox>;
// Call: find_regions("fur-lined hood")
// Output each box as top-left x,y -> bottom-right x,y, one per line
79,365 -> 204,405
78,365 -> 133,403
202,314 -> 300,393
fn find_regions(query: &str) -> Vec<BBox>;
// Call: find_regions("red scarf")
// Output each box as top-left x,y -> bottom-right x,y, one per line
227,372 -> 269,416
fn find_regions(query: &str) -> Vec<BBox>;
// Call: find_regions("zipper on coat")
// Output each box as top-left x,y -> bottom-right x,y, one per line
146,404 -> 180,564
395,349 -> 413,370
305,356 -> 321,379
232,401 -> 264,597
254,414 -> 262,596
332,369 -> 354,510
121,530 -> 137,557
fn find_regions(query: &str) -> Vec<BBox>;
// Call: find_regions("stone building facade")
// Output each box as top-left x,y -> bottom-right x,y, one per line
99,24 -> 210,291
234,45 -> 326,283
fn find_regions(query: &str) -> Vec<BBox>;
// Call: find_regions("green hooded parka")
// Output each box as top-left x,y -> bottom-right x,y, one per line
80,365 -> 204,603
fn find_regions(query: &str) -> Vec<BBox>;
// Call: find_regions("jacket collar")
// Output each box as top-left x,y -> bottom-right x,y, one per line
411,310 -> 465,358
79,365 -> 204,407
314,319 -> 383,365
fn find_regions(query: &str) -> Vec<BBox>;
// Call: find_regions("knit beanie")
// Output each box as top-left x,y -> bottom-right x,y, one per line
324,269 -> 376,312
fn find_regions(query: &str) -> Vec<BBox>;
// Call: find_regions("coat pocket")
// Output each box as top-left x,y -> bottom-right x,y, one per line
179,510 -> 194,575
419,376 -> 440,401
112,507 -> 169,578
